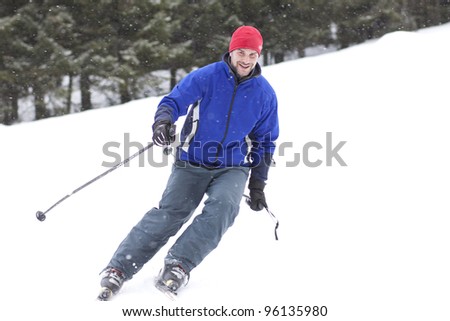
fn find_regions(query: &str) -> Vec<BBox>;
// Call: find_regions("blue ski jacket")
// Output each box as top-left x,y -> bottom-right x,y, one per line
154,53 -> 279,181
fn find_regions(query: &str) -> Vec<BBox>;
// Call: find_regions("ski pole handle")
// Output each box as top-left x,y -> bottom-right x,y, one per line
163,124 -> 176,155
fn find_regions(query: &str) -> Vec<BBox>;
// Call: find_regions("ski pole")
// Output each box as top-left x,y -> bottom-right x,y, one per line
35,142 -> 155,222
243,194 -> 279,240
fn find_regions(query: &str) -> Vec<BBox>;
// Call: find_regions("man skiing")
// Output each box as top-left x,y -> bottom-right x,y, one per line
99,25 -> 279,300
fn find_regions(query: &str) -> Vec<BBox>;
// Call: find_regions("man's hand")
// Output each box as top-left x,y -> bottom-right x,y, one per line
248,178 -> 267,211
152,121 -> 174,147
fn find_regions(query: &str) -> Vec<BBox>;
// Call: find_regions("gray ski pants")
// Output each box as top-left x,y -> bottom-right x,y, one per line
106,160 -> 249,279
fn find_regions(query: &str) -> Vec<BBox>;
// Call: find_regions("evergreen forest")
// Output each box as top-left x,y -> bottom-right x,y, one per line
1,0 -> 449,124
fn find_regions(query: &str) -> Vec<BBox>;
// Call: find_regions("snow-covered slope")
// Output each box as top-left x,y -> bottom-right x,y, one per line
1,23 -> 450,321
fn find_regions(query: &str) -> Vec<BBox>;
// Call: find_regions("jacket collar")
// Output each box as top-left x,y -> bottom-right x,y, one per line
222,52 -> 261,83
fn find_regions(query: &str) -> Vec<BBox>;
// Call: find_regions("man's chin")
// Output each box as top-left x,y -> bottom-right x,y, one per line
237,68 -> 251,77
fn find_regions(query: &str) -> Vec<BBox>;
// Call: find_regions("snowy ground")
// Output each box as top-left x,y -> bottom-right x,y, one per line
1,23 -> 450,320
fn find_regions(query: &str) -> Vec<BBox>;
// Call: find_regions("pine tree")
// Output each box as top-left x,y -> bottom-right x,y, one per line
331,0 -> 405,49
159,0 -> 236,89
0,2 -> 72,121
0,16 -> 23,124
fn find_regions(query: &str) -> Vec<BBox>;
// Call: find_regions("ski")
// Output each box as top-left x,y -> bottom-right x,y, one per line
97,277 -> 181,301
155,280 -> 177,301
97,284 -> 178,301
97,287 -> 113,301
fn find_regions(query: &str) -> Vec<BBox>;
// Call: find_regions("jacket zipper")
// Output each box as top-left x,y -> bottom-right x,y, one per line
214,81 -> 239,163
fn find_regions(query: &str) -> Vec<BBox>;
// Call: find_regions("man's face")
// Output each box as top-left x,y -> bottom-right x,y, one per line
229,48 -> 259,78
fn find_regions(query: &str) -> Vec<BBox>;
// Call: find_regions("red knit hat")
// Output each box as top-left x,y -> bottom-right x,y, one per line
229,26 -> 263,55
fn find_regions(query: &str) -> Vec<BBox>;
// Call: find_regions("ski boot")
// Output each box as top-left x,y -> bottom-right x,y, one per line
97,267 -> 126,301
155,263 -> 189,299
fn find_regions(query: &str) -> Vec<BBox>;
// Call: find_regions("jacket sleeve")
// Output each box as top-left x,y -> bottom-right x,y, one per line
249,91 -> 279,183
249,152 -> 273,185
154,70 -> 204,124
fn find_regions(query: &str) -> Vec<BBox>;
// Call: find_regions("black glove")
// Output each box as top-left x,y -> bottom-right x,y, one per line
152,120 -> 174,147
248,178 -> 267,211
